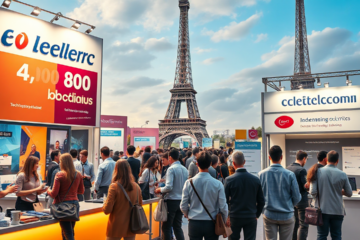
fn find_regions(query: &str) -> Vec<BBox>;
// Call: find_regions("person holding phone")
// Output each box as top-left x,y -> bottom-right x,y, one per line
15,156 -> 47,211
0,184 -> 19,198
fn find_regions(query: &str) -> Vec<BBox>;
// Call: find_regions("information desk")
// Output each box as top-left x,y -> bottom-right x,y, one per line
0,198 -> 160,240
307,195 -> 360,239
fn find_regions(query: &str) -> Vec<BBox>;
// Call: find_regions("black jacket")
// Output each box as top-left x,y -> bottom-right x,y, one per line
224,169 -> 265,219
46,161 -> 60,186
128,157 -> 141,183
286,162 -> 308,208
112,155 -> 120,162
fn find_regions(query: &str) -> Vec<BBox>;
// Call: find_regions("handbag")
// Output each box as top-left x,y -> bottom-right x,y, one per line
190,179 -> 232,237
139,169 -> 151,200
305,179 -> 323,226
50,172 -> 79,222
117,182 -> 149,234
153,194 -> 167,222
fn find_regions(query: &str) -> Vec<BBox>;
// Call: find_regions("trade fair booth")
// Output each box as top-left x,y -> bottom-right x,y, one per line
262,79 -> 360,239
100,115 -> 128,155
130,128 -> 160,151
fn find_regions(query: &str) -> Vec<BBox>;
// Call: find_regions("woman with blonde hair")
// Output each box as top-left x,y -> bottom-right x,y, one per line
15,156 -> 47,211
47,153 -> 84,240
103,160 -> 143,240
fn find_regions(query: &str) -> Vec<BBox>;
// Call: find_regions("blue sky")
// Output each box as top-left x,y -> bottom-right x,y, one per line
8,0 -> 360,135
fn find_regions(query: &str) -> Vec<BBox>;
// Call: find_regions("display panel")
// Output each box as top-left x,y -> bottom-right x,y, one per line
0,8 -> 102,127
71,130 -> 89,150
342,147 -> 360,176
45,128 -> 70,175
100,128 -> 124,152
134,137 -> 156,152
285,138 -> 360,171
0,124 -> 21,175
235,142 -> 262,175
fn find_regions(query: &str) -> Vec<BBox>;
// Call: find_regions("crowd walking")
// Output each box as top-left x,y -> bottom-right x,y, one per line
0,144 -> 355,240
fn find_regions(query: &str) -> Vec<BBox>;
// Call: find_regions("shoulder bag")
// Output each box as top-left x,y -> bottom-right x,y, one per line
304,179 -> 323,226
117,182 -> 149,234
50,172 -> 79,221
139,169 -> 151,200
189,179 -> 232,237
153,194 -> 167,222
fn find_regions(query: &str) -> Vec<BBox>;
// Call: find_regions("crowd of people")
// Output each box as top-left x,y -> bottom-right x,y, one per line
0,144 -> 354,240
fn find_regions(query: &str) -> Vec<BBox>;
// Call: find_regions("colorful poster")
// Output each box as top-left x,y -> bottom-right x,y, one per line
0,8 -> 102,127
202,138 -> 212,148
134,137 -> 156,152
20,126 -> 47,179
0,124 -> 21,175
100,129 -> 124,152
71,130 -> 89,150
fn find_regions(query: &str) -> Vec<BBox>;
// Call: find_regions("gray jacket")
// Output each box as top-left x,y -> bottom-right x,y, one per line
310,165 -> 352,215
188,162 -> 199,178
186,156 -> 195,169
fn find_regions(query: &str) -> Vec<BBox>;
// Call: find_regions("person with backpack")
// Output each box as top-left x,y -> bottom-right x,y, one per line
181,151 -> 228,240
103,160 -> 143,240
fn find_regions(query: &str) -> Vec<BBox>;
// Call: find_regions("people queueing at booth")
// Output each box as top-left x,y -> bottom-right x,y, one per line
2,143 -> 355,240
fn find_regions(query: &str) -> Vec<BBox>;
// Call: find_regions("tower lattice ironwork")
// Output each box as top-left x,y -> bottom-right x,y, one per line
291,0 -> 315,90
159,0 -> 209,149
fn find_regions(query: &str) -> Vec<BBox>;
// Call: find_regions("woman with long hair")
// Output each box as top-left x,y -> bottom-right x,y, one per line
47,153 -> 84,240
15,156 -> 47,211
103,160 -> 142,240
138,156 -> 159,198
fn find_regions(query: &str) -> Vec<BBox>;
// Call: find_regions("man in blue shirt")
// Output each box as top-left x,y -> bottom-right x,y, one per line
79,150 -> 96,200
259,145 -> 301,240
155,149 -> 188,240
94,146 -> 116,199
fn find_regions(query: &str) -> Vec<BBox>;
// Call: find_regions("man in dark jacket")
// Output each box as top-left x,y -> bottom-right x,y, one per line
127,145 -> 141,183
224,151 -> 265,240
286,150 -> 309,240
46,150 -> 60,187
112,151 -> 120,161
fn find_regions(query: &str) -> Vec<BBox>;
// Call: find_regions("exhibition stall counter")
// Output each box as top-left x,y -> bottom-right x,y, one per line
0,198 -> 160,240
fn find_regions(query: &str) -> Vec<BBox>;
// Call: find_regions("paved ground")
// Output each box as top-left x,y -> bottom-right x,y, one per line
181,216 -> 264,240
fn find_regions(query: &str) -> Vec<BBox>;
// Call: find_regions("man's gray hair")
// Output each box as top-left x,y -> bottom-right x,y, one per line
233,151 -> 245,166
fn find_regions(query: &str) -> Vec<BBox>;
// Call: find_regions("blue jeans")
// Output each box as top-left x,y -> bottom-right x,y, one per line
317,214 -> 344,240
59,201 -> 80,240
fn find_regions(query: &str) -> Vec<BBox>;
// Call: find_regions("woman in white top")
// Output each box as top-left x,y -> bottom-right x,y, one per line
138,156 -> 159,198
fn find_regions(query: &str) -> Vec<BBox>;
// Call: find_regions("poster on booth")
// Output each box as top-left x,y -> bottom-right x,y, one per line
134,137 -> 156,152
100,129 -> 124,152
0,8 -> 102,127
202,138 -> 212,148
342,147 -> 360,176
235,142 -> 261,175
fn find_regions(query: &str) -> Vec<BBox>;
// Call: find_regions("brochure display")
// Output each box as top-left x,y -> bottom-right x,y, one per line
342,147 -> 360,176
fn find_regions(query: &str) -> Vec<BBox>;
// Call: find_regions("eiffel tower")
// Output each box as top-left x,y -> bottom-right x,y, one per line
159,0 -> 209,149
291,0 -> 315,90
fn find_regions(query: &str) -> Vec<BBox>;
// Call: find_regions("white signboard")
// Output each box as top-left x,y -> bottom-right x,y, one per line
100,128 -> 124,152
342,147 -> 360,176
264,86 -> 360,113
234,142 -> 262,175
264,110 -> 360,133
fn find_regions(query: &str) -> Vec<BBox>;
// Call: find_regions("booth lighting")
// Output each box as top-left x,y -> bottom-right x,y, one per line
1,0 -> 11,8
71,21 -> 81,30
2,1 -> 96,34
31,6 -> 41,16
280,86 -> 285,91
348,81 -> 352,86
85,26 -> 95,34
324,82 -> 329,88
317,78 -> 321,86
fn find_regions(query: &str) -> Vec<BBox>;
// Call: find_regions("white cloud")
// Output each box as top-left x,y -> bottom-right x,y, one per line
199,27 -> 360,131
202,57 -> 224,65
194,47 -> 214,54
255,33 -> 268,43
68,0 -> 263,32
144,38 -> 174,51
203,13 -> 262,42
